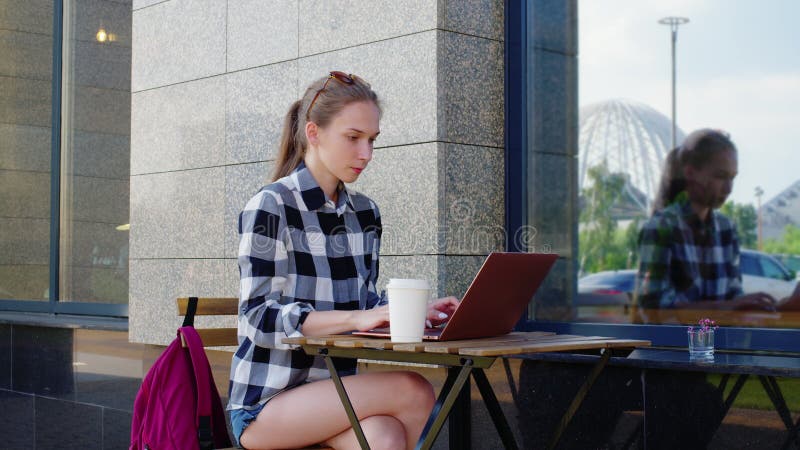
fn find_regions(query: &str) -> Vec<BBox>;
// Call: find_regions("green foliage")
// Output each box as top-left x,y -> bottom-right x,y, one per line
720,201 -> 758,248
578,164 -> 642,274
579,226 -> 637,274
708,373 -> 800,412
763,225 -> 800,255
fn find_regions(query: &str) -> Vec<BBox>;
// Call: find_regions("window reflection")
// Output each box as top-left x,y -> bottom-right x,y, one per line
574,0 -> 800,328
59,1 -> 131,303
0,2 -> 54,300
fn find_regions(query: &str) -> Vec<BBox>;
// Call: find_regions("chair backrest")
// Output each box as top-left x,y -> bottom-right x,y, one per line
176,297 -> 239,347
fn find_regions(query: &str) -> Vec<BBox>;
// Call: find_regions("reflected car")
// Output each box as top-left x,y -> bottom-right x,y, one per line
740,249 -> 798,300
577,270 -> 636,307
775,254 -> 800,276
576,270 -> 637,322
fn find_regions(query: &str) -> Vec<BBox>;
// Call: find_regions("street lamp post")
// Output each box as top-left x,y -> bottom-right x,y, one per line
658,16 -> 689,150
755,186 -> 764,251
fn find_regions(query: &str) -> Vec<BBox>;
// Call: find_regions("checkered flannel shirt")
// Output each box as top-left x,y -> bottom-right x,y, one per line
228,162 -> 386,411
636,193 -> 743,309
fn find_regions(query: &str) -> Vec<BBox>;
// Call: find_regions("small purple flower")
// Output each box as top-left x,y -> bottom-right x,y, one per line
689,317 -> 719,335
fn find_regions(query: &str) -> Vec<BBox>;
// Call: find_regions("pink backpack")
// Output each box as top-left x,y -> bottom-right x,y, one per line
130,322 -> 232,449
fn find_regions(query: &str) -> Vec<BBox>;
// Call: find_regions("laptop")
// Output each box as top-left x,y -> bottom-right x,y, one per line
355,252 -> 558,341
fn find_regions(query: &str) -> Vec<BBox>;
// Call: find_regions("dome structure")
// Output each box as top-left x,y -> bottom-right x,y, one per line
579,99 -> 685,215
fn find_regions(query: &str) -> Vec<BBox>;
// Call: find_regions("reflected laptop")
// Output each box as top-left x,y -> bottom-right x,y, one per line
355,252 -> 558,341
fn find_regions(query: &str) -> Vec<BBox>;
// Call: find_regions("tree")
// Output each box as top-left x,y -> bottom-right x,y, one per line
579,164 -> 640,274
763,225 -> 800,255
719,201 -> 757,248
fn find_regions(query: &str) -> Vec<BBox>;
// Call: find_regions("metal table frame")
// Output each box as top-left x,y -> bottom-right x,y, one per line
305,343 -> 614,450
520,348 -> 800,449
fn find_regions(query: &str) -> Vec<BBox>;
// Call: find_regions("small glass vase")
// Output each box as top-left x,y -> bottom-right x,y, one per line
687,327 -> 715,361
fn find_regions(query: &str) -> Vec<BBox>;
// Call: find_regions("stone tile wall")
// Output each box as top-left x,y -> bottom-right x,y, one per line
129,0 -> 506,344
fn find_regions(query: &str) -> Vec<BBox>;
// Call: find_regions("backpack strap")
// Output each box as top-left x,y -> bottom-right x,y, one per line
178,325 -> 215,450
182,296 -> 199,327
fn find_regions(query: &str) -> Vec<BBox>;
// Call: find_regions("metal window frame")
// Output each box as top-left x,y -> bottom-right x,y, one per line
503,0 -> 800,353
1,0 -> 128,318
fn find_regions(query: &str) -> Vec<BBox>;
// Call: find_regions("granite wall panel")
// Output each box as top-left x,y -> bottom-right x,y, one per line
297,31 -> 438,149
0,169 -> 50,219
223,161 -> 273,258
440,0 -> 504,41
0,124 -> 51,172
442,143 -> 504,254
129,167 -> 225,259
225,61 -> 298,165
351,144 -> 439,256
131,76 -> 225,175
298,0 -> 437,56
0,29 -> 52,80
128,258 -> 237,344
227,0 -> 298,71
131,0 -> 226,91
0,77 -> 51,127
438,31 -> 504,148
0,0 -> 53,35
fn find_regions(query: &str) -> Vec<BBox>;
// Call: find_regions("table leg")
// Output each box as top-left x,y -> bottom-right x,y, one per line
756,376 -> 800,450
781,414 -> 800,450
717,373 -> 731,395
416,358 -> 474,450
472,368 -> 519,450
722,374 -> 748,415
502,358 -> 520,407
759,376 -> 795,432
448,372 -> 471,450
546,349 -> 612,450
322,353 -> 371,450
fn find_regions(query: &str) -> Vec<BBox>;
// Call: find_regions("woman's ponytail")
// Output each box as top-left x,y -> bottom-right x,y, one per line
653,146 -> 684,212
272,99 -> 305,181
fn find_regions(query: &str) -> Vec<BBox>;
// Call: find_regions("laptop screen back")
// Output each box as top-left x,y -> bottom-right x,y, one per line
438,252 -> 558,341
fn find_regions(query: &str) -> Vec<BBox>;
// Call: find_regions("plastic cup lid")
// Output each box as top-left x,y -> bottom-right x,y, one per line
386,278 -> 430,290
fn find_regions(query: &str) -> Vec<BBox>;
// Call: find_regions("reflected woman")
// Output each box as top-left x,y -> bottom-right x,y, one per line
636,129 -> 779,311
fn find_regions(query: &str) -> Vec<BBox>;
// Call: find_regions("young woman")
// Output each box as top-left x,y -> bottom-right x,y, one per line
228,71 -> 459,450
636,128 -> 780,311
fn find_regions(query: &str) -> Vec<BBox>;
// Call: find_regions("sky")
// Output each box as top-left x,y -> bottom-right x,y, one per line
579,0 -> 800,205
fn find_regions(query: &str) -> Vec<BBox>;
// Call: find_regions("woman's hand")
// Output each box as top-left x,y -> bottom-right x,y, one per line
352,305 -> 390,332
731,292 -> 777,311
426,296 -> 460,327
777,293 -> 800,311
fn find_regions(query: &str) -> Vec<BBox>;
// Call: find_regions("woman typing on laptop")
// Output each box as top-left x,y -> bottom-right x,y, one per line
228,71 -> 459,450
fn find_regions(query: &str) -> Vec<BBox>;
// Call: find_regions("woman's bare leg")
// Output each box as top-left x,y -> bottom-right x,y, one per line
324,415 -> 406,450
239,371 -> 435,450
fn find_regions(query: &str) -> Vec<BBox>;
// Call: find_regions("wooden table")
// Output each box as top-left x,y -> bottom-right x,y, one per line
284,332 -> 650,450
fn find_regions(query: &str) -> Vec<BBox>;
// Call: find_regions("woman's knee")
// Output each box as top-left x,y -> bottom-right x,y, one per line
393,371 -> 435,410
363,415 -> 406,450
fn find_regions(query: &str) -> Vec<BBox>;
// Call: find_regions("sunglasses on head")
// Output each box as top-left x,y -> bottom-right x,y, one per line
306,71 -> 365,120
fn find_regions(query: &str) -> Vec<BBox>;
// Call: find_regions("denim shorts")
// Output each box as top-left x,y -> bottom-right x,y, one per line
229,403 -> 266,448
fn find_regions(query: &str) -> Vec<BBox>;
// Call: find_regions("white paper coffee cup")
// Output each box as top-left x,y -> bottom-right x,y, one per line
387,278 -> 430,343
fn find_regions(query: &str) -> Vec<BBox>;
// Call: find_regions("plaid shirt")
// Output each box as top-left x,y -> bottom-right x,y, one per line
636,192 -> 743,308
228,162 -> 386,411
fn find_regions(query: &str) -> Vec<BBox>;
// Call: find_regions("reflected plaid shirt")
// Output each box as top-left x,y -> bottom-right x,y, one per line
636,193 -> 743,309
228,162 -> 386,411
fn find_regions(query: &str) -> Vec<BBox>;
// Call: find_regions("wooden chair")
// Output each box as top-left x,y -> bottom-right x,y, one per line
177,297 -> 239,347
176,297 -> 332,450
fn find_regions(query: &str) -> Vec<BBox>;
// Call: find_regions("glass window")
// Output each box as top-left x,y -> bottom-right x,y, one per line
740,253 -> 761,277
760,256 -> 788,280
0,1 -> 54,301
573,0 -> 800,329
59,0 -> 131,303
